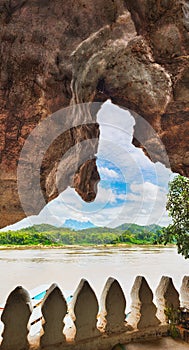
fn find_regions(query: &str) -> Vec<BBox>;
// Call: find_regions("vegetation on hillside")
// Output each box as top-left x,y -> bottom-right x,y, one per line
159,175 -> 189,258
0,223 -> 164,247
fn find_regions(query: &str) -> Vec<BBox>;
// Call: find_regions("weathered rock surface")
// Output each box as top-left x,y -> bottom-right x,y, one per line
0,0 -> 189,227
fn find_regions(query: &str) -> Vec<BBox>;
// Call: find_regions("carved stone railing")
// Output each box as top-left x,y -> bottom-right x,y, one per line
0,275 -> 188,350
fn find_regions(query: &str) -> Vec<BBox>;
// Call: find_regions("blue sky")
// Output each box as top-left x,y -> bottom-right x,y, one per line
4,101 -> 174,230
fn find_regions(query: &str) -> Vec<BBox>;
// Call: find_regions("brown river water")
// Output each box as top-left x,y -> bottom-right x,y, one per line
0,246 -> 188,309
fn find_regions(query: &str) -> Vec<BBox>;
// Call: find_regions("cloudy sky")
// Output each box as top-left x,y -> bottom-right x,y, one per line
5,101 -> 174,230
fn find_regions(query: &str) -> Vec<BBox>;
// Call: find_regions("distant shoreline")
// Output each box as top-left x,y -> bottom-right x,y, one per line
0,243 -> 175,250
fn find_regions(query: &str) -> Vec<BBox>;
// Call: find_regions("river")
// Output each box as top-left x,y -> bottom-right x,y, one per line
0,246 -> 188,310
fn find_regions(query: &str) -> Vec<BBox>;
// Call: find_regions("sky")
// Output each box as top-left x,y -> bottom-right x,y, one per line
4,101 -> 174,231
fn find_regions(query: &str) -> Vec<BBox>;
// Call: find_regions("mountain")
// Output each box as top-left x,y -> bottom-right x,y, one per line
80,226 -> 117,234
115,223 -> 162,233
19,224 -> 73,233
30,222 -> 162,234
62,219 -> 96,231
20,224 -> 60,232
21,222 -> 162,234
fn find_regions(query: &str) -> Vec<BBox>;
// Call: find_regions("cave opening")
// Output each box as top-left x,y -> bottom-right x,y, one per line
3,101 -> 173,232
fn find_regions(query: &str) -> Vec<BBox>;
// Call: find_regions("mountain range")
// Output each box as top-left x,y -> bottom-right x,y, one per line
61,219 -> 162,232
62,219 -> 96,230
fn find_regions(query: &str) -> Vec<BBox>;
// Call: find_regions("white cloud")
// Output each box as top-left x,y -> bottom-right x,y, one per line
99,166 -> 119,179
57,187 -> 83,210
116,193 -> 127,200
130,182 -> 163,200
95,185 -> 117,204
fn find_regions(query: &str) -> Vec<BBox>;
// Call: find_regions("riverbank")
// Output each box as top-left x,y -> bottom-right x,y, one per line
0,243 -> 174,250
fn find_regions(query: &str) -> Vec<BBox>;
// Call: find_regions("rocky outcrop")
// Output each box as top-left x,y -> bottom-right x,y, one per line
0,0 -> 121,227
71,0 -> 189,173
0,0 -> 189,228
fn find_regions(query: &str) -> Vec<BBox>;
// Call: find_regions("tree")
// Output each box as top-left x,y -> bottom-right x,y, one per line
160,175 -> 189,258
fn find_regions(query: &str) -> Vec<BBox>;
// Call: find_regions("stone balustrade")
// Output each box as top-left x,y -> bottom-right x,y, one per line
0,275 -> 188,350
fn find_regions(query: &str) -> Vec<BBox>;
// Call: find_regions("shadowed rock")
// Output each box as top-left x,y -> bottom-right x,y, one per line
1,0 -> 189,227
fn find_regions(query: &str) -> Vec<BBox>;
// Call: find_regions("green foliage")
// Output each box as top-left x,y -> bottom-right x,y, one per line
165,305 -> 181,339
111,228 -> 161,245
159,175 -> 189,258
0,223 -> 162,247
116,223 -> 161,233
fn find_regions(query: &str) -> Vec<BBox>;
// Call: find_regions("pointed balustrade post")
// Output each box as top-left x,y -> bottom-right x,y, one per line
100,277 -> 127,334
70,279 -> 101,341
180,276 -> 189,308
1,286 -> 32,350
156,276 -> 180,324
128,276 -> 160,330
40,283 -> 67,348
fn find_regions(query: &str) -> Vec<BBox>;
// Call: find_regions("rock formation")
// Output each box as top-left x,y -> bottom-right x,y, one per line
0,0 -> 189,228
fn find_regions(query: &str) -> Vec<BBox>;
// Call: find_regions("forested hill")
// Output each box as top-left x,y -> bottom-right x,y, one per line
80,223 -> 161,234
0,223 -> 164,246
115,223 -> 161,232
